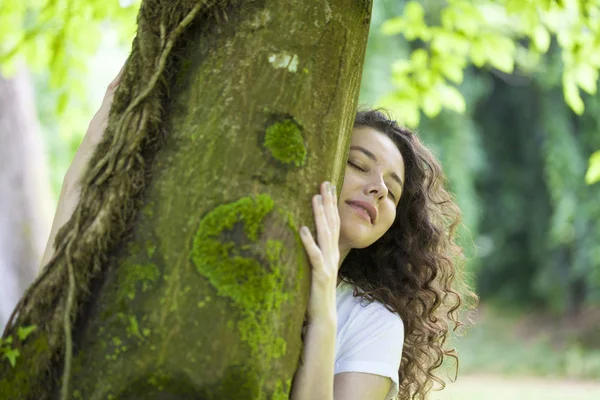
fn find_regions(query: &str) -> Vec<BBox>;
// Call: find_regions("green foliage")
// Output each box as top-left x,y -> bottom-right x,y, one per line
0,1 -> 139,198
363,1 -> 600,311
381,0 -> 600,125
453,306 -> 600,380
0,0 -> 138,119
380,0 -> 600,180
0,0 -> 139,81
586,150 -> 600,184
0,336 -> 20,367
0,325 -> 37,367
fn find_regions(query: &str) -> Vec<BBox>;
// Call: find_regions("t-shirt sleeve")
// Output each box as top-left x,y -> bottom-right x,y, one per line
334,305 -> 404,400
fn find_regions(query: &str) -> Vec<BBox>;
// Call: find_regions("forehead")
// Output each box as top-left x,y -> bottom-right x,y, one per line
350,126 -> 405,174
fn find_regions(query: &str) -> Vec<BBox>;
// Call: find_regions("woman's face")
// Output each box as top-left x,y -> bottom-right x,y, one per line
338,126 -> 406,252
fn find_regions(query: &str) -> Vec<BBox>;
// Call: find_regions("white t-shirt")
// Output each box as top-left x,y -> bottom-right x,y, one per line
335,281 -> 404,400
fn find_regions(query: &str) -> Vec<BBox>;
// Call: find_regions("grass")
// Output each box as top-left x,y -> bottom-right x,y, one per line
448,304 -> 600,380
429,375 -> 600,400
426,305 -> 600,399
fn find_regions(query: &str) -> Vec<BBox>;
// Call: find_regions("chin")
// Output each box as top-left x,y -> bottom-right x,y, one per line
339,225 -> 378,250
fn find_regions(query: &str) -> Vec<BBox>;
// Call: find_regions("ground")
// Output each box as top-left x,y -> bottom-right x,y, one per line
431,374 -> 600,400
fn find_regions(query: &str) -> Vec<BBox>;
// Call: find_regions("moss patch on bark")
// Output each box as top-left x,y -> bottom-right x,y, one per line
191,194 -> 289,363
263,119 -> 307,167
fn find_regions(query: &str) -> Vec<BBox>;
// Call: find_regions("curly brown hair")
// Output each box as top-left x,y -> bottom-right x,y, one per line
338,109 -> 474,399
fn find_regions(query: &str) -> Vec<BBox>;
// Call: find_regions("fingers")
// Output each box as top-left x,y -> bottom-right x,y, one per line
107,64 -> 125,91
91,66 -> 125,136
300,180 -> 340,265
312,193 -> 330,255
322,181 -> 339,241
299,226 -> 335,284
314,181 -> 339,251
299,226 -> 323,269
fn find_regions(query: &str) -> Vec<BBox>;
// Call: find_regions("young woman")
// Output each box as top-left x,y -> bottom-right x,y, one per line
43,70 -> 468,400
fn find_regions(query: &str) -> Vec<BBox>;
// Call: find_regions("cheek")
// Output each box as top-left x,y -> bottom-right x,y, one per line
379,208 -> 397,234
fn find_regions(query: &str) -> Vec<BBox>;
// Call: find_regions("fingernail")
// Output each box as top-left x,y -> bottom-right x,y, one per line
300,226 -> 309,235
325,181 -> 331,191
317,195 -> 323,204
331,184 -> 336,195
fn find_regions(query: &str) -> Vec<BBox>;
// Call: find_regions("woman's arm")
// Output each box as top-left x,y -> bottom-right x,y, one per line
39,68 -> 123,271
290,314 -> 337,400
289,183 -> 396,400
290,182 -> 340,400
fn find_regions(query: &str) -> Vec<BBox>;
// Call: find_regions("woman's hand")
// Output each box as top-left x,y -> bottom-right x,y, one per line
299,181 -> 341,323
64,66 -> 124,191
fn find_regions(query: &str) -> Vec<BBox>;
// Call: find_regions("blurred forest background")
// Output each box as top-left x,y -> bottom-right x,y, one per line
1,0 -> 600,398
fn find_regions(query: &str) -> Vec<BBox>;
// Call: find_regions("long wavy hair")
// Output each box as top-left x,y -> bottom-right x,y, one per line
339,109 -> 474,399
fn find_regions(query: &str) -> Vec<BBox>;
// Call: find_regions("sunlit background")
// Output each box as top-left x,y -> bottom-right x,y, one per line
1,1 -> 599,399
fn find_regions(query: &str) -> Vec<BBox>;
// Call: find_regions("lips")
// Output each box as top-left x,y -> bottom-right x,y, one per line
346,200 -> 377,224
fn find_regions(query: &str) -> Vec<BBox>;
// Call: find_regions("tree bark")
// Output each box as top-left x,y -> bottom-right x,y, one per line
1,1 -> 372,398
0,66 -> 52,330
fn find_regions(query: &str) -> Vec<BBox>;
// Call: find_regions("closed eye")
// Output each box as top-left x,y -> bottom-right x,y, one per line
349,161 -> 398,201
347,160 -> 366,172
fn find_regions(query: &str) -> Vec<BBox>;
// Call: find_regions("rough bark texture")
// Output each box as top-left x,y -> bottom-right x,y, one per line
0,1 -> 372,398
0,67 -> 51,330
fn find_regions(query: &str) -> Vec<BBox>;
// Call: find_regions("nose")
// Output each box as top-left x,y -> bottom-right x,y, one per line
363,178 -> 388,200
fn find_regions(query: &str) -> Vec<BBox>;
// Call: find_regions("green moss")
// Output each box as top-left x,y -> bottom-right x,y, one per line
0,333 -> 49,398
147,243 -> 157,258
191,195 -> 289,363
126,316 -> 144,341
141,202 -> 155,218
263,119 -> 307,167
271,378 -> 292,400
118,263 -> 160,301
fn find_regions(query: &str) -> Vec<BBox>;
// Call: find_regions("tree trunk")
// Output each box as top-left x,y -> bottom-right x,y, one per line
0,67 -> 52,330
0,1 -> 372,398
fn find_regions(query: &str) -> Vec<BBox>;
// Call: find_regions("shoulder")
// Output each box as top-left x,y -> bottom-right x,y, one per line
336,283 -> 404,356
348,298 -> 404,341
337,282 -> 404,339
335,285 -> 404,400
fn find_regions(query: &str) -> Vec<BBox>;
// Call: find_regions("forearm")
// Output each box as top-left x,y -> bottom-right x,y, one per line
38,67 -> 122,273
290,315 -> 337,400
39,170 -> 82,271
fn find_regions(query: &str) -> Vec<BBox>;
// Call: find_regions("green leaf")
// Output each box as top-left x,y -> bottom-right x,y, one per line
563,75 -> 585,115
57,91 -> 69,115
17,325 -> 37,341
391,59 -> 411,75
485,35 -> 516,73
439,85 -> 466,113
532,25 -> 551,53
434,53 -> 465,84
381,17 -> 404,36
3,348 -> 20,367
470,39 -> 487,67
489,51 -> 515,73
378,93 -> 420,128
404,1 -> 425,22
410,49 -> 428,69
575,64 -> 598,95
422,90 -> 442,117
585,151 -> 600,185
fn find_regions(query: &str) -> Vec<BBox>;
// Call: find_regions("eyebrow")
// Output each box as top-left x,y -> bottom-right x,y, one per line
349,145 -> 404,188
